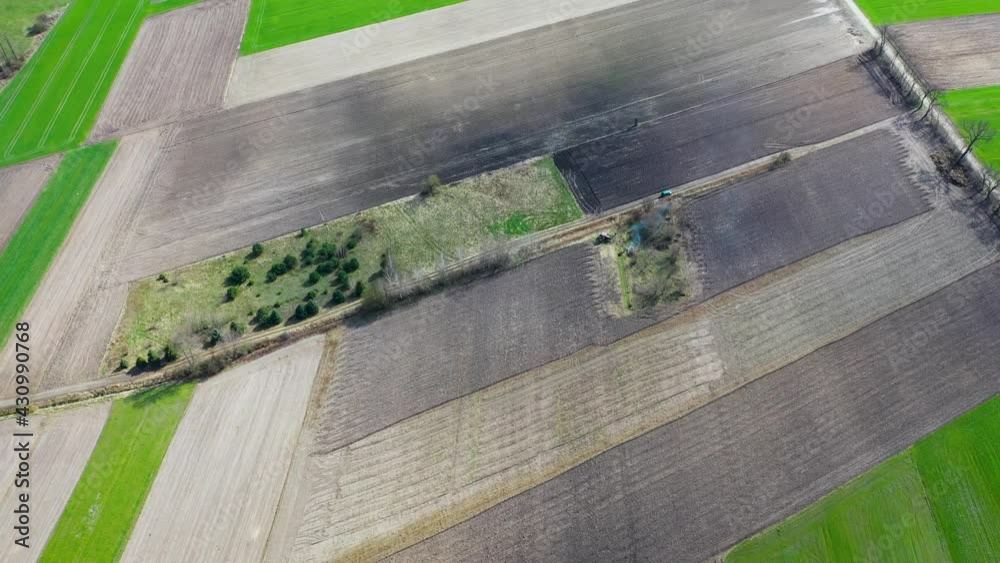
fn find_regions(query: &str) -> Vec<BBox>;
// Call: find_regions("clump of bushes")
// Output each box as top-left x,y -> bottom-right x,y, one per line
768,151 -> 792,171
248,243 -> 264,259
294,301 -> 319,320
227,265 -> 251,286
226,286 -> 240,301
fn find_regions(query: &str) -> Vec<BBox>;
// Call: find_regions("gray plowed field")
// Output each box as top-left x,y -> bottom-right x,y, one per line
91,0 -> 250,140
390,259 -> 1000,563
120,0 -> 862,274
556,59 -> 900,211
0,155 -> 60,251
682,128 -> 929,296
315,245 -> 603,452
892,14 -> 1000,90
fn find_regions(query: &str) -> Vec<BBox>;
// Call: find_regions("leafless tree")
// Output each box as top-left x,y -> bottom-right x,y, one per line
918,89 -> 939,121
954,120 -> 997,167
983,167 -> 1000,200
875,24 -> 890,56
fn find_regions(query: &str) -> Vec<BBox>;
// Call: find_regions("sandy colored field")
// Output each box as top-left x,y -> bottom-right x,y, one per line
0,155 -> 60,251
280,127 -> 996,561
395,259 -> 1000,563
121,0 -> 861,276
121,336 -> 324,563
227,0 -> 644,106
892,14 -> 1000,90
0,402 -> 111,562
0,129 -> 166,400
91,0 -> 249,140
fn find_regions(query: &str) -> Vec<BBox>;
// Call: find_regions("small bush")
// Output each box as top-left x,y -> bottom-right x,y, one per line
346,238 -> 358,250
265,310 -> 282,328
294,304 -> 307,320
230,321 -> 246,335
307,271 -> 322,285
266,262 -> 288,282
316,242 -> 338,262
227,265 -> 251,286
253,307 -> 268,324
208,328 -> 223,346
283,255 -> 298,270
298,228 -> 308,238
147,349 -> 161,368
305,301 -> 319,316
226,286 -> 240,301
157,273 -> 168,283
118,356 -> 129,371
343,257 -> 360,273
422,174 -> 443,197
249,243 -> 264,259
768,152 -> 792,171
335,270 -> 349,287
135,355 -> 148,370
163,344 -> 178,363
331,290 -> 346,305
360,282 -> 390,312
353,280 -> 365,297
305,290 -> 317,301
316,259 -> 339,275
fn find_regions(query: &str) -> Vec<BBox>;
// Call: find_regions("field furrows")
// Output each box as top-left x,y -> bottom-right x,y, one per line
0,155 -> 61,251
0,129 -> 167,399
892,14 -> 1000,90
392,259 -> 1000,563
681,128 -> 928,296
91,0 -> 251,140
120,0 -> 860,273
316,245 -> 603,452
121,337 -> 325,563
558,59 -> 900,211
0,403 -> 112,562
287,191 -> 996,560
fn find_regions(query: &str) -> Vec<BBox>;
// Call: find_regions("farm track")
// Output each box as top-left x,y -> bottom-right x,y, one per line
0,129 -> 167,400
282,180 -> 998,561
90,0 -> 251,140
0,154 -> 61,251
119,0 -> 862,275
891,13 -> 1000,90
121,337 -> 324,562
393,258 -> 1000,563
0,402 -> 111,562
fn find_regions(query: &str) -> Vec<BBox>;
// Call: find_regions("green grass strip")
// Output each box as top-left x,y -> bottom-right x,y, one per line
40,382 -> 196,562
0,141 -> 116,349
941,86 -> 1000,172
854,0 -> 999,24
241,0 -> 467,55
0,1 -> 67,61
727,393 -> 1000,563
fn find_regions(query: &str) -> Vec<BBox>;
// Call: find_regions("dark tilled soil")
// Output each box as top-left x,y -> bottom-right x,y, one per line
389,260 -> 1000,563
313,245 -> 605,452
892,14 -> 1000,91
681,129 -> 929,297
120,0 -> 861,277
555,58 -> 900,212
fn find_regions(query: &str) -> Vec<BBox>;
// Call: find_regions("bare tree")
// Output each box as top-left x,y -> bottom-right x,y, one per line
917,89 -> 939,121
983,167 -> 1000,200
875,24 -> 890,57
954,120 -> 997,167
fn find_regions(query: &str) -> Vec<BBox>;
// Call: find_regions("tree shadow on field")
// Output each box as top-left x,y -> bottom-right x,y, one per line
126,383 -> 184,409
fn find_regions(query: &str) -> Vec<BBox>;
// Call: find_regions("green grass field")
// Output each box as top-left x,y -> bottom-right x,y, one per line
941,87 -> 1000,171
40,382 -> 195,562
0,1 -> 66,60
0,0 -> 198,167
727,393 -> 1000,562
104,157 -> 582,372
241,0 -> 467,54
0,141 -> 115,349
854,0 -> 999,24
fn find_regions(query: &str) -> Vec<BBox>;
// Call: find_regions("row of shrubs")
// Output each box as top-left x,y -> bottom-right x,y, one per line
121,343 -> 179,373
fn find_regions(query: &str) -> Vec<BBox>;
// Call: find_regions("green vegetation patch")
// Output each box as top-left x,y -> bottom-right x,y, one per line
854,0 -> 999,24
0,141 -> 116,349
727,393 -> 1000,563
612,204 -> 686,310
41,383 -> 195,562
941,86 -> 1000,171
0,0 -> 191,167
242,0 -> 467,55
105,157 -> 582,372
0,1 -> 66,64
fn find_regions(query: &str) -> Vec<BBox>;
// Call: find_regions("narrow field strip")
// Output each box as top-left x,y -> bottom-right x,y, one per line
941,86 -> 1000,170
855,0 -> 999,24
0,142 -> 116,350
727,393 -> 1000,562
39,382 -> 195,562
0,0 -> 206,167
241,0 -> 466,55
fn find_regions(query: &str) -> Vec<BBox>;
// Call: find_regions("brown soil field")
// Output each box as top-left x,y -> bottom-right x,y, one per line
121,336 -> 324,563
557,58 -> 900,211
91,0 -> 250,140
892,14 -> 1000,90
279,167 -> 997,561
0,129 -> 168,400
0,154 -> 60,251
0,402 -> 111,562
119,0 -> 862,275
315,245 -> 605,452
681,128 -> 929,296
392,258 -> 1000,562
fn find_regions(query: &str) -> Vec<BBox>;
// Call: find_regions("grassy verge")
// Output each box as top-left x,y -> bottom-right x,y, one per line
105,157 -> 582,372
0,141 -> 116,349
854,0 -> 999,24
611,203 -> 686,310
0,0 -> 193,167
0,1 -> 65,61
241,0 -> 467,54
40,382 -> 195,562
941,86 -> 1000,171
727,393 -> 1000,562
